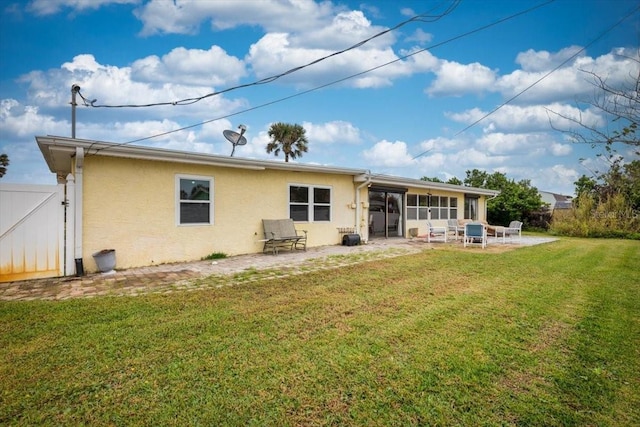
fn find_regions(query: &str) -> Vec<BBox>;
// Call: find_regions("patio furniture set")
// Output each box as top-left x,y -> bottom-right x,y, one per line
260,218 -> 522,255
426,219 -> 523,249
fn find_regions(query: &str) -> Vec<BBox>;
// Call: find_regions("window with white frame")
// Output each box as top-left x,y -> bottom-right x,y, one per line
177,176 -> 213,225
289,185 -> 331,222
406,194 -> 429,220
406,194 -> 458,220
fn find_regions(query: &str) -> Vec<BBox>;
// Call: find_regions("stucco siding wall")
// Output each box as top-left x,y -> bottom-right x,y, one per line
82,156 -> 359,271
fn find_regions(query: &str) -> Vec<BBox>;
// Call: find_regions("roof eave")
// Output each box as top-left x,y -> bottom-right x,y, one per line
35,135 -> 367,176
36,136 -> 500,197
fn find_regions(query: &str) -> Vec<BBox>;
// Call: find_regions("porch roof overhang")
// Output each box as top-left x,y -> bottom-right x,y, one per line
356,173 -> 500,197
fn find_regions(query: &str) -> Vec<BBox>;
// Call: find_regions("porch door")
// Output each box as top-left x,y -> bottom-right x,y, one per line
464,195 -> 479,220
368,189 -> 404,238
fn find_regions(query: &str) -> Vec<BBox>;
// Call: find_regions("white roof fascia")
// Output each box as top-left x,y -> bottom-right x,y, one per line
36,136 -> 499,197
36,136 -> 367,176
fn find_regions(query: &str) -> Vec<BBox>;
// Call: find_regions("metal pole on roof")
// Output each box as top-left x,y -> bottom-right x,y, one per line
71,84 -> 80,139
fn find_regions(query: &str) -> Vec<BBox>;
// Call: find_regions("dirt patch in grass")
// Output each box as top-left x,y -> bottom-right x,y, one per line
530,320 -> 572,354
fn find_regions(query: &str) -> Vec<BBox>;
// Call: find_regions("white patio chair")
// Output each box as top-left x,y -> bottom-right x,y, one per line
503,220 -> 523,241
426,221 -> 447,243
463,222 -> 487,248
447,219 -> 462,241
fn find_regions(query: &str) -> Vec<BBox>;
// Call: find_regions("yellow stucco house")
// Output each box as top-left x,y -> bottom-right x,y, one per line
36,135 -> 499,274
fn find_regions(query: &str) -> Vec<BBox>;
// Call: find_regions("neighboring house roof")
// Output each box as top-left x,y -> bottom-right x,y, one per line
539,190 -> 573,210
36,135 -> 499,197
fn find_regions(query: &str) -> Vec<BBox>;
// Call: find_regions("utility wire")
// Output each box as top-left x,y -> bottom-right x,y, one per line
77,1 -> 460,109
450,3 -> 640,139
91,0 -> 555,154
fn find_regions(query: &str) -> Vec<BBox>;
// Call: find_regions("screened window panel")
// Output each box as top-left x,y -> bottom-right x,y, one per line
180,203 -> 210,224
290,205 -> 308,221
407,207 -> 417,220
314,188 -> 330,204
290,186 -> 309,203
314,206 -> 330,221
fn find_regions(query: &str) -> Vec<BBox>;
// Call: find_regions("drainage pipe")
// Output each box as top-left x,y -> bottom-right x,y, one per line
74,147 -> 84,275
354,173 -> 371,240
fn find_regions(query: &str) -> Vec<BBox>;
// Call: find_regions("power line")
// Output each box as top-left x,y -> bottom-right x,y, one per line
451,3 -> 640,139
92,0 -> 556,154
77,1 -> 460,109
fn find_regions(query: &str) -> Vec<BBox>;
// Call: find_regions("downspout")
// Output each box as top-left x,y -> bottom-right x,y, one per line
74,147 -> 84,275
485,192 -> 498,221
355,172 -> 371,239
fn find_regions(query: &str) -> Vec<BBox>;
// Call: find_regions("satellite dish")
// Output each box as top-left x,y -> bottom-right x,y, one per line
223,124 -> 247,157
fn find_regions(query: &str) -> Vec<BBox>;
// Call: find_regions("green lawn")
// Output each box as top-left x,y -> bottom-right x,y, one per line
1,238 -> 639,426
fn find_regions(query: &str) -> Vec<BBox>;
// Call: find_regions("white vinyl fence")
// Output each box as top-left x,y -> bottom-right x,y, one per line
0,184 -> 65,282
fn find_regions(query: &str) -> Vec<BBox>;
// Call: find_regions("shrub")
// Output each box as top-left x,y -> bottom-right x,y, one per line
202,252 -> 228,260
550,193 -> 640,238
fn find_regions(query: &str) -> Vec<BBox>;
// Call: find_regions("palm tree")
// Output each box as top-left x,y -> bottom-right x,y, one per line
0,153 -> 8,179
266,122 -> 309,162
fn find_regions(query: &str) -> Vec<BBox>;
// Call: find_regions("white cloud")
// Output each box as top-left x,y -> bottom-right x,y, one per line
17,54 -> 247,121
405,28 -> 432,44
496,67 -> 588,104
131,46 -> 246,86
299,10 -> 393,50
27,0 -> 138,16
134,0 -> 336,36
417,136 -> 460,153
362,140 -> 414,167
447,147 -> 509,168
497,47 -> 639,104
475,132 -> 573,158
515,45 -> 584,72
427,60 -> 497,96
549,142 -> 572,156
512,164 -> 580,195
415,152 -> 447,172
446,103 -> 604,134
302,121 -> 362,144
0,99 -> 68,137
246,32 -> 410,89
476,132 -> 536,155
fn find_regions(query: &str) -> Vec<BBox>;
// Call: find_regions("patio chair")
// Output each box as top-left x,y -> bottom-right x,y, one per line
503,220 -> 523,241
426,221 -> 447,243
447,219 -> 462,241
463,222 -> 487,249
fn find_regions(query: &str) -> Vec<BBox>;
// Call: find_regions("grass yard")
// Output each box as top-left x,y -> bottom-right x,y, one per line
1,238 -> 639,426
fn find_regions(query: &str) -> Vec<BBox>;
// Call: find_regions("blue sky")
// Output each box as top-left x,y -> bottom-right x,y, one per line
1,0 -> 638,195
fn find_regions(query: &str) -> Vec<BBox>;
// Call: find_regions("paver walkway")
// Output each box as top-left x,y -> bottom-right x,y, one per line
0,236 -> 557,301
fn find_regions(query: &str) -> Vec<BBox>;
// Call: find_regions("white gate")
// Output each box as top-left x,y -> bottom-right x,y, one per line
0,184 -> 65,282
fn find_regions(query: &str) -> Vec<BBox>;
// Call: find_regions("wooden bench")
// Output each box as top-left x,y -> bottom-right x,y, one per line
262,219 -> 307,255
